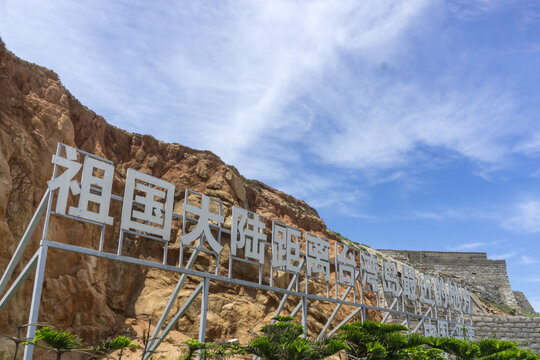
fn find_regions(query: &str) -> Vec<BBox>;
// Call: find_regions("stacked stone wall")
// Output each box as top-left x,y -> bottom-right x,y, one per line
473,315 -> 540,353
378,250 -> 519,310
514,291 -> 539,315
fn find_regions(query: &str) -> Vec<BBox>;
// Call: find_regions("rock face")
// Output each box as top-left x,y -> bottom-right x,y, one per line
0,39 -> 377,358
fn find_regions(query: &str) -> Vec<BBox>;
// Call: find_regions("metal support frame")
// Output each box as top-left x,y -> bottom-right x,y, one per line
0,142 -> 474,359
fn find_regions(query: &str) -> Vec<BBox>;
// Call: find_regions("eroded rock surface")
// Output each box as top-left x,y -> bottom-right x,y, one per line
0,39 -> 377,358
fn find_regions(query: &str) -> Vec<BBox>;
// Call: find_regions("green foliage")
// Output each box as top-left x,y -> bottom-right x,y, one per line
339,320 -> 433,360
31,327 -> 81,352
94,336 -> 138,352
180,338 -> 245,360
245,316 -> 348,360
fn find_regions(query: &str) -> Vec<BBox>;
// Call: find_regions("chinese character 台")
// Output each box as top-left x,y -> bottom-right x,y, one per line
121,169 -> 175,241
231,206 -> 267,264
306,233 -> 330,281
271,223 -> 301,273
336,244 -> 356,286
180,192 -> 224,253
48,145 -> 114,225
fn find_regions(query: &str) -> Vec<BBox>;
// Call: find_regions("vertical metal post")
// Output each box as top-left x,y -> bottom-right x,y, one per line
197,277 -> 210,360
23,245 -> 49,360
301,297 -> 308,338
98,225 -> 106,252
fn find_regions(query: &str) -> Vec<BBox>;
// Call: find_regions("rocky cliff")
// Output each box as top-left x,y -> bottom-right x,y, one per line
1,38 -> 537,358
0,38 -> 380,358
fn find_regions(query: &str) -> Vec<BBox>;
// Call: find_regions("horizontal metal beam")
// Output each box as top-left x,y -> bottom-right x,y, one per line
42,240 -> 467,327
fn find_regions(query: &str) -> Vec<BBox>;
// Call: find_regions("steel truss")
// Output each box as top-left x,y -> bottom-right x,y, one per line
0,146 -> 474,360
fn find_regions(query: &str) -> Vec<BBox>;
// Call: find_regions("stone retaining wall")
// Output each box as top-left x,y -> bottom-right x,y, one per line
379,250 -> 519,310
473,315 -> 540,353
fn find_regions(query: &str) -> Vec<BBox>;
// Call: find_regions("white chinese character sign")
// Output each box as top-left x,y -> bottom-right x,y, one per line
26,142 -> 477,348
231,206 -> 266,264
271,222 -> 301,273
181,191 -> 224,253
121,168 -> 174,241
48,145 -> 114,225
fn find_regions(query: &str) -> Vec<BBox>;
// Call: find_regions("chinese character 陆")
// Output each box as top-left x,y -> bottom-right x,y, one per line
121,168 -> 175,241
306,233 -> 330,281
231,206 -> 267,264
180,192 -> 224,253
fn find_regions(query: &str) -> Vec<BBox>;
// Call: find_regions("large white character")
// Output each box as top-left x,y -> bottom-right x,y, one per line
462,287 -> 472,315
181,192 -> 224,253
424,323 -> 437,337
448,282 -> 462,312
418,273 -> 435,306
382,259 -> 399,297
360,251 -> 379,292
401,264 -> 417,301
121,168 -> 175,241
271,223 -> 301,273
48,145 -> 114,225
306,233 -> 330,281
434,276 -> 449,309
231,206 -> 266,264
336,244 -> 356,286
437,320 -> 448,337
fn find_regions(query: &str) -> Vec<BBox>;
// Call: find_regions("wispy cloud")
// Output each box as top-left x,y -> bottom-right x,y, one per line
447,242 -> 488,251
490,251 -> 517,260
520,255 -> 538,265
501,200 -> 540,233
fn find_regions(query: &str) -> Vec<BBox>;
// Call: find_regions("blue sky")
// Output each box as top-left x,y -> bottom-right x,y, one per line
1,1 -> 539,311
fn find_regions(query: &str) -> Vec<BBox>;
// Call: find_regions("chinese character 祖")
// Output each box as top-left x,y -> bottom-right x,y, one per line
424,323 -> 437,337
306,233 -> 330,281
271,223 -> 301,273
360,251 -> 379,292
48,145 -> 114,225
418,273 -> 435,306
231,206 -> 267,264
180,192 -> 224,252
336,244 -> 356,286
437,320 -> 448,337
121,169 -> 175,241
401,264 -> 417,301
382,259 -> 400,297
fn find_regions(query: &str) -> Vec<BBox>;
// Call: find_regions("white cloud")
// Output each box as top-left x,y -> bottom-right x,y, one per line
520,255 -> 538,265
502,200 -> 540,233
490,251 -> 517,260
447,242 -> 488,251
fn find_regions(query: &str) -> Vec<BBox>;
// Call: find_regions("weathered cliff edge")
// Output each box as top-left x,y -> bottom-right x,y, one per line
0,38 -> 379,358
0,38 -> 536,357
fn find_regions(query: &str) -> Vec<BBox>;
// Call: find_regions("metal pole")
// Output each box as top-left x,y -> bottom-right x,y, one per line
197,278 -> 210,360
23,244 -> 49,360
0,190 -> 49,296
301,297 -> 308,338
